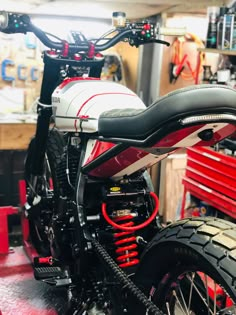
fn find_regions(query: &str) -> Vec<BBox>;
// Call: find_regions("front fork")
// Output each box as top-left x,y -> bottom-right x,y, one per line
27,52 -> 61,195
31,107 -> 52,176
24,107 -> 52,206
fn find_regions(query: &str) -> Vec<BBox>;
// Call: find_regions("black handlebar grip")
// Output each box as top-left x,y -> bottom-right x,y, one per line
0,11 -> 31,34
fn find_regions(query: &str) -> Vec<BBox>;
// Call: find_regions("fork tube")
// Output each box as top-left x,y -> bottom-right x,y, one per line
31,53 -> 61,176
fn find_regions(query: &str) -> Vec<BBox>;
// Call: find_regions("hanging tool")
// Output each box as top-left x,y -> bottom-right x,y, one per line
169,53 -> 187,83
169,33 -> 204,84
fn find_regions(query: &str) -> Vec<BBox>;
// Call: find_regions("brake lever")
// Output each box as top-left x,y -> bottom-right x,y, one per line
155,39 -> 170,46
129,37 -> 170,47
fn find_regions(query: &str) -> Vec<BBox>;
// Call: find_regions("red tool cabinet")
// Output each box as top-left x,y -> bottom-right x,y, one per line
181,147 -> 236,219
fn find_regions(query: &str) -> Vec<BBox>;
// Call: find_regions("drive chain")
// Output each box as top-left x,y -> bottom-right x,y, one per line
91,238 -> 165,315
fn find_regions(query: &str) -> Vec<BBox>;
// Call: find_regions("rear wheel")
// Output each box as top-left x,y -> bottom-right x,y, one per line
133,217 -> 236,314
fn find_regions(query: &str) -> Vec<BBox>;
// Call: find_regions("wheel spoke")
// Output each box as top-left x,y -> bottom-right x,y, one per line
173,290 -> 188,315
186,274 -> 214,315
187,272 -> 195,313
213,281 -> 217,315
165,302 -> 171,315
178,284 -> 190,315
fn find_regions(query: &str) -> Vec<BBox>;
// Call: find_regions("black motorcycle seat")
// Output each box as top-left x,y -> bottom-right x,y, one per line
98,84 -> 236,141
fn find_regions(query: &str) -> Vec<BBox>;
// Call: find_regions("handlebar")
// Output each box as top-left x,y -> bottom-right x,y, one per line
0,11 -> 186,56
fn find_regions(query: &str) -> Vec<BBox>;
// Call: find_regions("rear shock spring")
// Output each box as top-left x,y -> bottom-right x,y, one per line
113,214 -> 139,268
102,191 -> 159,268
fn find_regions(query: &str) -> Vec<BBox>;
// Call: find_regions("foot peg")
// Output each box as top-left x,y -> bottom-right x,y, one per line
34,266 -> 72,287
34,266 -> 64,280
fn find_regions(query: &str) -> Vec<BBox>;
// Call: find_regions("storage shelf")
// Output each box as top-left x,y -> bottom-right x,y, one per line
197,48 -> 236,56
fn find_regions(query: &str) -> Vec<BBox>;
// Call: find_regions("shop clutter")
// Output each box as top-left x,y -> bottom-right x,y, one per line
202,5 -> 236,87
206,5 -> 236,50
202,54 -> 236,87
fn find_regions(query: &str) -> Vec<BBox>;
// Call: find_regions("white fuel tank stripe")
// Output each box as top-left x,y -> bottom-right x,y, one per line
173,123 -> 227,147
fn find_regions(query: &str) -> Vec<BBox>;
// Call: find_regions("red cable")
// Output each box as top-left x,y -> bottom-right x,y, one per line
176,53 -> 187,76
101,191 -> 159,231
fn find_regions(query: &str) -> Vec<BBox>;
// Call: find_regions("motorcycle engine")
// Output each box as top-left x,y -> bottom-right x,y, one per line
48,139 -> 81,260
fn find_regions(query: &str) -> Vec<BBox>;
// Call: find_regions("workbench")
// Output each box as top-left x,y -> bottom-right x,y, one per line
0,123 -> 36,150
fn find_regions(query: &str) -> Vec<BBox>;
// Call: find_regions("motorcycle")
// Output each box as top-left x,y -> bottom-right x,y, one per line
1,10 -> 236,315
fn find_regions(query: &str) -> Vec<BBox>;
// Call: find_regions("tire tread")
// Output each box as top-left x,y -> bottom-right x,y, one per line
146,217 -> 236,290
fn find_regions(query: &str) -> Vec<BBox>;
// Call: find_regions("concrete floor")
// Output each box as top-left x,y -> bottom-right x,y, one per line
0,246 -> 68,315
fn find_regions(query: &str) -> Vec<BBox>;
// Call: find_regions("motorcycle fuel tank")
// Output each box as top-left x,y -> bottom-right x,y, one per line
52,77 -> 146,132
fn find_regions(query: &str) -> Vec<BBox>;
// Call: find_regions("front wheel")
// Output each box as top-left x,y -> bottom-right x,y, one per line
133,217 -> 236,314
24,128 -> 65,256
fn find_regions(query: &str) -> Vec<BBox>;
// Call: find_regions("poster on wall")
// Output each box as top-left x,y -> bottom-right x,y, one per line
0,87 -> 24,114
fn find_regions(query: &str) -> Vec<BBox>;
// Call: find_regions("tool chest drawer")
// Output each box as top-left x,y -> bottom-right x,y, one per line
182,147 -> 236,218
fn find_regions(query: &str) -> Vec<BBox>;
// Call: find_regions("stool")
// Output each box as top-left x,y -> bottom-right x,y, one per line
0,206 -> 18,254
18,179 -> 39,262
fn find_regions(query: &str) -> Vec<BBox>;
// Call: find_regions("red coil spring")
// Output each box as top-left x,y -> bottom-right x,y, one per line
113,214 -> 139,268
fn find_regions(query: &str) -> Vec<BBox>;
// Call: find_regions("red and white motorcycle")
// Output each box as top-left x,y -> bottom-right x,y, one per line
1,10 -> 236,315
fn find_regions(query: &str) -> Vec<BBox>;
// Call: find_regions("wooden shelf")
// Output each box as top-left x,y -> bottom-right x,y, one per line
197,48 -> 236,56
0,123 -> 36,150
